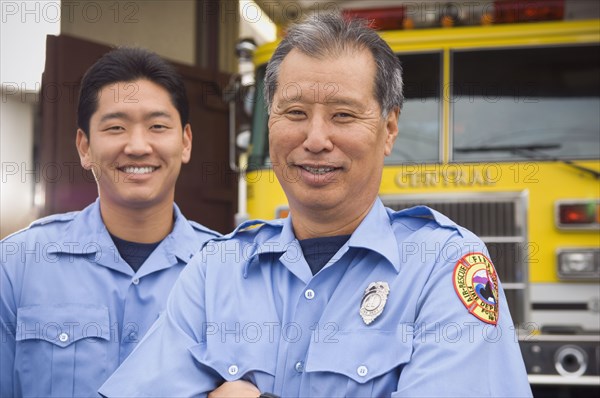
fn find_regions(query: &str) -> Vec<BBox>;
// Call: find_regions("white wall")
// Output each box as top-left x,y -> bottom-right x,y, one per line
0,88 -> 37,239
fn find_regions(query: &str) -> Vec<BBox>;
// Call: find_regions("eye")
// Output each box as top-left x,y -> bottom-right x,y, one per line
286,109 -> 306,119
150,124 -> 168,131
104,125 -> 125,132
333,112 -> 354,121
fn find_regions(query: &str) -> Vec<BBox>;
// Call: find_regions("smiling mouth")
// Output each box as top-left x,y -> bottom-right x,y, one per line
300,165 -> 338,175
120,166 -> 158,175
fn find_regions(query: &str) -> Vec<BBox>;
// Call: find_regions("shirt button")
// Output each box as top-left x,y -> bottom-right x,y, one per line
58,332 -> 69,342
304,289 -> 315,300
228,365 -> 238,375
357,365 -> 368,377
132,278 -> 140,285
295,361 -> 304,373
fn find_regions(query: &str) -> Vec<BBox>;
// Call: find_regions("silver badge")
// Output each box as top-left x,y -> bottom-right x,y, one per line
360,281 -> 390,325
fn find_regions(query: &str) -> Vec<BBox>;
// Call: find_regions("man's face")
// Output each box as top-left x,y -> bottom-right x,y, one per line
268,48 -> 398,218
76,79 -> 192,211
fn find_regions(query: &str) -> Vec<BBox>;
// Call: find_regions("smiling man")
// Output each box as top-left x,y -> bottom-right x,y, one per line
0,48 -> 220,397
99,15 -> 531,397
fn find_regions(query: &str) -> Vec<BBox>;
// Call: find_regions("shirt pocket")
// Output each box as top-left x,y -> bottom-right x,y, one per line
15,303 -> 110,397
304,329 -> 412,397
189,335 -> 278,391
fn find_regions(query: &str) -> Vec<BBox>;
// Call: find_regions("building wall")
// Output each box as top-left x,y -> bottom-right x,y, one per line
0,89 -> 36,239
60,0 -> 196,65
0,0 -> 258,237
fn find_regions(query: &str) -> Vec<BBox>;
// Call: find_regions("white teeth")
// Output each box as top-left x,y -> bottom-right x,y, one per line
302,166 -> 335,175
123,166 -> 155,174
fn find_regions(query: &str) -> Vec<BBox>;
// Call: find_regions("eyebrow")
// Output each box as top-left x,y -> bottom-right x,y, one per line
144,111 -> 174,120
98,111 -> 174,123
324,97 -> 364,108
99,112 -> 129,123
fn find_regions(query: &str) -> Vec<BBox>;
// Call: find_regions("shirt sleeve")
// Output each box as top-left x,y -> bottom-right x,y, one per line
1,246 -> 17,398
392,234 -> 532,397
98,255 -> 223,397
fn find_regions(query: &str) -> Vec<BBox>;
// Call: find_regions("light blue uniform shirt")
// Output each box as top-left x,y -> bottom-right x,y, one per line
0,199 -> 220,397
99,198 -> 532,397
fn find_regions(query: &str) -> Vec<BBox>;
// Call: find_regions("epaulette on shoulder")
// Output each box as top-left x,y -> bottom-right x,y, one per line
237,221 -> 267,233
29,211 -> 79,228
1,211 -> 79,241
189,221 -> 221,238
390,205 -> 459,230
212,219 -> 281,243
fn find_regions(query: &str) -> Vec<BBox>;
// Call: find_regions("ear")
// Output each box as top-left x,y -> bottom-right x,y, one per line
76,129 -> 92,169
383,107 -> 400,157
181,124 -> 192,164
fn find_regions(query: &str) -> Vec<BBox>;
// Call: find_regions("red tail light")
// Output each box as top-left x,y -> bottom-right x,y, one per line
557,202 -> 597,226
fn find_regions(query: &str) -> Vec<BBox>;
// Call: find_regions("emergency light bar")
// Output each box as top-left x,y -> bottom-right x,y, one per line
493,0 -> 565,24
340,0 -> 566,31
341,6 -> 406,31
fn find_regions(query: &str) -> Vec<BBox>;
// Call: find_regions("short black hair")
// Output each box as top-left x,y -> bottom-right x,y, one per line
77,47 -> 189,137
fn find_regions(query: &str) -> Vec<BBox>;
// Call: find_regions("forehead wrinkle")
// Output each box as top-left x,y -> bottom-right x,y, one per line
276,49 -> 377,109
324,97 -> 364,108
274,91 -> 368,113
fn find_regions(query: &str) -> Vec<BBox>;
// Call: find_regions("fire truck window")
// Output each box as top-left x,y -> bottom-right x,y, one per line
387,52 -> 442,164
452,44 -> 600,162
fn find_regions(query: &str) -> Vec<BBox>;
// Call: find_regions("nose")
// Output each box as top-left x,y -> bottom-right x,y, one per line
124,127 -> 152,156
302,116 -> 334,153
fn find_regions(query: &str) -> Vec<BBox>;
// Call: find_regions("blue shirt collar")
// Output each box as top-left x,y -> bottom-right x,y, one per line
244,198 -> 401,275
47,198 -> 199,275
163,203 -> 204,263
347,198 -> 401,273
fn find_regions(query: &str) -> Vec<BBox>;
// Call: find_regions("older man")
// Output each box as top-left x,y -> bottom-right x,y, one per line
99,14 -> 531,397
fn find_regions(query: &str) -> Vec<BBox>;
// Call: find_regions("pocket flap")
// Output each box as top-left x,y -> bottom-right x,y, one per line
304,329 -> 412,383
16,304 -> 110,347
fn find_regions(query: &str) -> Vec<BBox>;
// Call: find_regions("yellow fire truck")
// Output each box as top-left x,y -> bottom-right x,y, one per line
231,0 -> 600,392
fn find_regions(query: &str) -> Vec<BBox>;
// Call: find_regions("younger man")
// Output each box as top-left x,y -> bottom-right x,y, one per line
0,47 -> 219,396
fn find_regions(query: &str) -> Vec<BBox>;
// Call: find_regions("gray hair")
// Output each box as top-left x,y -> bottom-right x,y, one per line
264,12 -> 404,117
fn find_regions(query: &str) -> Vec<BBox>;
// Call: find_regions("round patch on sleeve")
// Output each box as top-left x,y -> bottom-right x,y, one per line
452,252 -> 499,325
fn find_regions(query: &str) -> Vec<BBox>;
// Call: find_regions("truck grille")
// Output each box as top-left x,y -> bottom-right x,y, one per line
381,192 -> 528,325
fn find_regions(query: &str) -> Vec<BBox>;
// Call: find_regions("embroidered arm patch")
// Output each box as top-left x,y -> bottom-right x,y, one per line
452,252 -> 499,325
